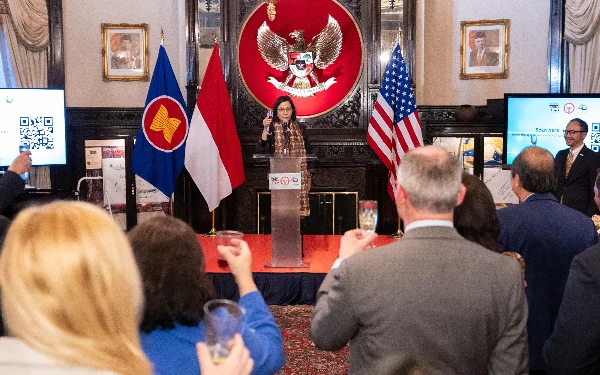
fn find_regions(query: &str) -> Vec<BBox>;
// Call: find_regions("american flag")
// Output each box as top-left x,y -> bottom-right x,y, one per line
367,41 -> 423,200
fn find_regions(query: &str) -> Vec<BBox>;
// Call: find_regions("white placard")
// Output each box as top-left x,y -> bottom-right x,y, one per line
269,173 -> 302,190
85,147 -> 102,169
135,176 -> 169,203
101,158 -> 126,205
483,168 -> 519,204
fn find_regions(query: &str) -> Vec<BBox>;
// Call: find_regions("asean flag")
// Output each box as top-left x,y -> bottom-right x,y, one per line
131,45 -> 189,197
185,43 -> 245,212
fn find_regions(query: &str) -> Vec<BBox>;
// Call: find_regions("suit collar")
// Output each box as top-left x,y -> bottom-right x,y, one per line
521,192 -> 558,203
401,225 -> 462,240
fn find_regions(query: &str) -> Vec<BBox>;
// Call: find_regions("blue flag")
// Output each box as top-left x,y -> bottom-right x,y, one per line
131,45 -> 189,197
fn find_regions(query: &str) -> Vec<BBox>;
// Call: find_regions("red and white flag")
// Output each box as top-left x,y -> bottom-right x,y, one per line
367,41 -> 423,200
185,43 -> 245,211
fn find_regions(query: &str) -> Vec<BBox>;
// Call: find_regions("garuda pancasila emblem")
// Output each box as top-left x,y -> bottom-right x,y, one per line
257,15 -> 342,98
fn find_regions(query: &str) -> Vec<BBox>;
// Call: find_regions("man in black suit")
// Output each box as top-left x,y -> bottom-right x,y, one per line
543,175 -> 600,374
0,150 -> 31,215
554,118 -> 600,217
468,31 -> 499,67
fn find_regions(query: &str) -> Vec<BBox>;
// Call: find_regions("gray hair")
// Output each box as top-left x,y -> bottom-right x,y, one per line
396,146 -> 463,213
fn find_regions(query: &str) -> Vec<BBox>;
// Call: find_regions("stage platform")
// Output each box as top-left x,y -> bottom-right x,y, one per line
200,234 -> 397,305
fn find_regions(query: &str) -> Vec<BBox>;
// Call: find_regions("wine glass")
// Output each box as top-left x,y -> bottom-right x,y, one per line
359,200 -> 378,233
266,110 -> 273,120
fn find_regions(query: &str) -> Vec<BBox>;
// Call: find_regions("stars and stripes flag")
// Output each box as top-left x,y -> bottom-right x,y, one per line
367,41 -> 423,200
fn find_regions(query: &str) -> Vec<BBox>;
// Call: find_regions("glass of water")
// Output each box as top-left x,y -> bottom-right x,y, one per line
359,200 -> 378,233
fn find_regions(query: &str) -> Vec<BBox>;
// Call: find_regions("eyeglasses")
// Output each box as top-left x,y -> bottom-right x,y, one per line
277,107 -> 292,113
563,130 -> 586,135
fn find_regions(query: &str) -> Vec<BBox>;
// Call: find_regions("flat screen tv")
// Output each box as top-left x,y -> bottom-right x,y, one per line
0,88 -> 66,167
504,93 -> 600,164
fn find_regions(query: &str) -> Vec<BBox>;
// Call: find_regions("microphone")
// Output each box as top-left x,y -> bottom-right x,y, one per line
282,121 -> 289,155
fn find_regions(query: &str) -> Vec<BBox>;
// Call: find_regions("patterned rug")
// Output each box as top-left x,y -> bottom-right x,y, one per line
269,305 -> 349,375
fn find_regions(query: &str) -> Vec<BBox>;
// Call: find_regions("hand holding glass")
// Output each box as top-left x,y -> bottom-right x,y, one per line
203,299 -> 246,364
216,230 -> 244,269
359,200 -> 378,233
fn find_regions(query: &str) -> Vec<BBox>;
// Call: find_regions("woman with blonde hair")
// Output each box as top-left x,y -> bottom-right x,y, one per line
0,201 -> 151,375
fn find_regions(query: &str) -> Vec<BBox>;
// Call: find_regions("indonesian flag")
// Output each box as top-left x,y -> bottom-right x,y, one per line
185,43 -> 245,211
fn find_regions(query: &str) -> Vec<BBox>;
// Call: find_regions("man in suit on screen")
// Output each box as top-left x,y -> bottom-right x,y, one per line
497,146 -> 597,374
554,118 -> 600,217
310,146 -> 528,374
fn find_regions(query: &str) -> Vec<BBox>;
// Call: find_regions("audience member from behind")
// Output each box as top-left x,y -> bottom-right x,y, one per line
0,150 -> 32,215
311,146 -> 528,374
0,201 -> 151,374
129,216 -> 284,375
453,172 -> 500,252
542,173 -> 600,374
497,146 -> 597,373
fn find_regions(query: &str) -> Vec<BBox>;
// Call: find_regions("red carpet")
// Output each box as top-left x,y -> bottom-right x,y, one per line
270,305 -> 349,375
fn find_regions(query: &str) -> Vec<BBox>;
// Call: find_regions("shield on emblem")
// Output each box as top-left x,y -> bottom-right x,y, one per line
288,52 -> 313,78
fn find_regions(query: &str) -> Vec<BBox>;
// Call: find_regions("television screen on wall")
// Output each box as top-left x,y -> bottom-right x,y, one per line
0,88 -> 67,167
504,93 -> 600,164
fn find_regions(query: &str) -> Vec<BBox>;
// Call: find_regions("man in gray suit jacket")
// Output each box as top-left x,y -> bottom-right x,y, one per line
310,146 -> 528,374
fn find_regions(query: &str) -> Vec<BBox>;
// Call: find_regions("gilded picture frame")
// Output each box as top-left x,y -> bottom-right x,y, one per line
101,23 -> 149,81
460,19 -> 509,80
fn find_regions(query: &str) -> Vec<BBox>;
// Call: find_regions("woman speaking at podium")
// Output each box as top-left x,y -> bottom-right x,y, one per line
258,95 -> 311,216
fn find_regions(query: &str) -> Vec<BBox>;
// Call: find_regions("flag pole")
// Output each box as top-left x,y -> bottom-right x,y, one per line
389,216 -> 403,239
204,211 -> 217,237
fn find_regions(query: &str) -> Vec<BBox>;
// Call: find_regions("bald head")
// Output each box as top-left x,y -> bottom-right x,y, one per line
511,146 -> 557,193
396,146 -> 463,213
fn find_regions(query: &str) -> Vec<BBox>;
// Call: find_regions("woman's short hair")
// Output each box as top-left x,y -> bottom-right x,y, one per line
128,216 -> 215,333
0,201 -> 150,375
454,173 -> 500,252
272,95 -> 297,123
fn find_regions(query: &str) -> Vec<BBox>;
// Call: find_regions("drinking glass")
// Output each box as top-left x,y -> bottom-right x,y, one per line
203,299 -> 246,363
215,230 -> 243,269
266,110 -> 273,120
359,200 -> 378,233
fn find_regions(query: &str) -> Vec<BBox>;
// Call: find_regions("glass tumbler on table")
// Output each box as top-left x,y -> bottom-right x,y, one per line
359,200 -> 378,233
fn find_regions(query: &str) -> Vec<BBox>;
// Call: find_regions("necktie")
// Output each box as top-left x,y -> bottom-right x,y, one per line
477,51 -> 482,65
565,151 -> 574,177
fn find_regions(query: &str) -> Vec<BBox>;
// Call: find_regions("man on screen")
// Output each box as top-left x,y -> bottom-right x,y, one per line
554,118 -> 600,217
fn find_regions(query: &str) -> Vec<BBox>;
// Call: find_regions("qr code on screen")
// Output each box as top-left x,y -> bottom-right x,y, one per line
20,116 -> 54,150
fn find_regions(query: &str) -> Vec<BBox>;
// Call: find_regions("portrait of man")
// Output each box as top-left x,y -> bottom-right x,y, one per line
110,33 -> 140,70
469,31 -> 499,67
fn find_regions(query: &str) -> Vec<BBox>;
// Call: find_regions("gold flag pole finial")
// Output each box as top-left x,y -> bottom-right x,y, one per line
213,33 -> 218,45
160,28 -> 164,46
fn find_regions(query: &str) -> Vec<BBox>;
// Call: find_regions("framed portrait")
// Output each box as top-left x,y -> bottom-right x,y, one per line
460,19 -> 509,80
101,23 -> 149,81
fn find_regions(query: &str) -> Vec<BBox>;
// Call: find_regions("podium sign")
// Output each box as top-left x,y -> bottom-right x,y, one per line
268,173 -> 302,190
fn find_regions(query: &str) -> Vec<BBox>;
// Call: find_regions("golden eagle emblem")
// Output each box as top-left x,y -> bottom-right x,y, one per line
150,105 -> 181,144
257,15 -> 342,97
